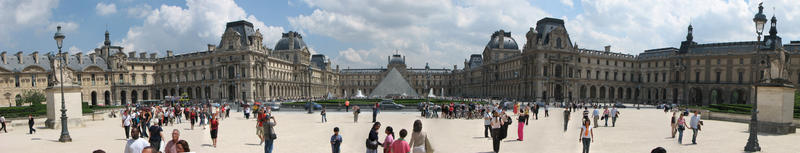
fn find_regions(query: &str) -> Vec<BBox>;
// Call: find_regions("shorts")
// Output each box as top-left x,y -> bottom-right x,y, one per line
211,129 -> 218,139
257,126 -> 264,136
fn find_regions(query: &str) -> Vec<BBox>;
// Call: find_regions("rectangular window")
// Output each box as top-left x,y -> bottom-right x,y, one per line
595,71 -> 600,80
716,72 -> 721,83
142,74 -> 147,84
662,73 -> 666,82
613,72 -> 617,81
586,70 -> 590,79
77,74 -> 82,85
15,75 -> 20,87
104,74 -> 109,85
604,71 -> 609,80
543,66 -> 548,77
131,74 -> 136,84
647,73 -> 651,82
91,74 -> 96,85
119,74 -> 124,83
31,74 -> 36,87
695,72 -> 700,83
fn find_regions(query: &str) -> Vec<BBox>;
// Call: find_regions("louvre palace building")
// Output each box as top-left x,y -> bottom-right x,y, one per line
1,16 -> 798,107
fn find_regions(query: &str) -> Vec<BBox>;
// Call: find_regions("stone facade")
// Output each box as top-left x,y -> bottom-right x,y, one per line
3,16 -> 798,107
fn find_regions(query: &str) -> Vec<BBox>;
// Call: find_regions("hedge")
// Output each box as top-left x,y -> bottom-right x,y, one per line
0,102 -> 122,119
695,104 -> 800,119
283,99 -> 485,107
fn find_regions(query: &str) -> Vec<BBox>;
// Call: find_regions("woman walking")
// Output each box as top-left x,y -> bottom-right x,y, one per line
383,126 -> 395,153
366,122 -> 382,153
670,112 -> 677,138
210,114 -> 219,148
677,112 -> 688,144
490,112 -> 504,153
578,119 -> 594,153
263,113 -> 277,153
516,111 -> 527,141
410,120 -> 434,153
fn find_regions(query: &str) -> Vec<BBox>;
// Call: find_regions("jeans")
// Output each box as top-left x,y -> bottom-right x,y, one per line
582,138 -> 591,153
141,124 -> 149,137
332,145 -> 340,153
491,129 -> 501,153
677,125 -> 685,144
245,113 -> 250,119
692,128 -> 698,144
264,139 -> 274,153
484,125 -> 490,137
604,116 -> 609,127
366,149 -> 377,153
612,117 -> 617,127
29,124 -> 35,134
1,122 -> 6,133
372,112 -> 377,122
322,115 -> 327,123
563,120 -> 569,132
124,126 -> 130,139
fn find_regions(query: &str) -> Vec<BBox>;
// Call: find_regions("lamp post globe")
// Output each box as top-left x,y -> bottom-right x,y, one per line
53,26 -> 71,142
744,2 -> 767,152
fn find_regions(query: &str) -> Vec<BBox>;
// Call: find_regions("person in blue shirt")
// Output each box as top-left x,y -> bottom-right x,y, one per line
331,127 -> 343,153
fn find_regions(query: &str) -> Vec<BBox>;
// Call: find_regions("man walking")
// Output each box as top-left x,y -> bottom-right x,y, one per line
611,106 -> 620,127
124,128 -> 150,153
690,111 -> 702,144
483,109 -> 491,138
28,115 -> 36,134
563,108 -> 570,132
592,107 -> 600,128
123,111 -> 132,139
0,115 -> 7,133
164,129 -> 181,153
372,103 -> 379,123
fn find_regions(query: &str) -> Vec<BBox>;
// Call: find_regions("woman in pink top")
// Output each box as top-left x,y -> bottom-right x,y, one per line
391,129 -> 411,153
677,113 -> 689,144
383,126 -> 395,153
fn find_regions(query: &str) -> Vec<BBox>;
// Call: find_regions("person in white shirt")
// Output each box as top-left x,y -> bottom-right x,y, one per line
123,111 -> 132,139
578,119 -> 594,153
483,110 -> 491,138
592,108 -> 600,128
125,128 -> 150,153
610,107 -> 620,127
690,111 -> 702,144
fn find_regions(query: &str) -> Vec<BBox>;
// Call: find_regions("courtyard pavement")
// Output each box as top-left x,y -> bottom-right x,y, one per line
0,108 -> 798,153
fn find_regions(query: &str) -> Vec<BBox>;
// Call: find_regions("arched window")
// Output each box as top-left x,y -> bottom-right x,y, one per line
556,38 -> 562,48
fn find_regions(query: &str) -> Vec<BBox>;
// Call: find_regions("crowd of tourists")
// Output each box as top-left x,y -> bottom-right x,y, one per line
119,103 -> 230,153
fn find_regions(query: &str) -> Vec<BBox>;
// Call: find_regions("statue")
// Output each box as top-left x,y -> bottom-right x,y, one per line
762,50 -> 791,84
50,55 -> 75,86
525,27 -> 537,49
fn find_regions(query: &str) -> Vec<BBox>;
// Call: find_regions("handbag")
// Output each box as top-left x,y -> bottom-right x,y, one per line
678,125 -> 685,131
266,121 -> 277,140
365,139 -> 378,149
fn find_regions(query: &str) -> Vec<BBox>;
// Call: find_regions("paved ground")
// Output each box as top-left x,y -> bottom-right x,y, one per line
0,108 -> 798,153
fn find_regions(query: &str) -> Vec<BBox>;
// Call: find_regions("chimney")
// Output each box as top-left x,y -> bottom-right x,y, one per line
15,51 -> 23,64
140,52 -> 146,59
31,51 -> 39,64
454,64 -> 458,70
208,44 -> 216,51
1,51 -> 6,64
89,53 -> 96,63
150,53 -> 157,59
75,52 -> 82,64
166,50 -> 173,57
604,45 -> 611,52
128,51 -> 136,58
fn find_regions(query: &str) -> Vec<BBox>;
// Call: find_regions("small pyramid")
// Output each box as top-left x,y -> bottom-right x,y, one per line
369,68 -> 420,97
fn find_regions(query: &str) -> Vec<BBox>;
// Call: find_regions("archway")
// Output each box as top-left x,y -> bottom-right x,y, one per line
617,87 -> 623,99
554,84 -> 563,102
196,87 -> 201,100
731,89 -> 746,104
579,85 -> 587,99
142,90 -> 149,100
626,88 -> 632,100
170,88 -> 175,96
590,86 -> 597,99
91,91 -> 97,106
162,89 -> 168,98
608,87 -> 615,100
689,88 -> 702,106
104,91 -> 111,106
131,90 -> 138,105
120,90 -> 127,105
710,89 -> 722,104
672,88 -> 679,104
599,86 -> 606,100
228,85 -> 236,101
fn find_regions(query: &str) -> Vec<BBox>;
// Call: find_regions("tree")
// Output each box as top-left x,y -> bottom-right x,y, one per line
15,90 -> 46,106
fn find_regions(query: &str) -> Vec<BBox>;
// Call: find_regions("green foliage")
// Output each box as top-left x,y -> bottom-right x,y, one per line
15,90 -> 46,106
696,103 -> 800,119
0,104 -> 46,118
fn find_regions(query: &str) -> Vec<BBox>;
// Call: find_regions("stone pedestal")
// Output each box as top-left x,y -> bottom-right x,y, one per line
45,85 -> 84,129
755,84 -> 796,134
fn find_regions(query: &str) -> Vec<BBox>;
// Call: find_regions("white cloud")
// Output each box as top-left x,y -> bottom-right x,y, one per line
291,0 -> 548,68
120,0 -> 284,54
126,4 -> 152,18
68,46 -> 82,54
0,0 -> 80,49
561,0 -> 574,7
96,2 -> 118,16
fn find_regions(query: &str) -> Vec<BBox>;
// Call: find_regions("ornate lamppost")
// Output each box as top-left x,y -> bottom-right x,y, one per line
744,2 -> 767,152
53,26 -> 72,142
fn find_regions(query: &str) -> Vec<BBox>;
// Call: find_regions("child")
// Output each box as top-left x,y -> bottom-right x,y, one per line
331,127 -> 343,153
391,129 -> 410,153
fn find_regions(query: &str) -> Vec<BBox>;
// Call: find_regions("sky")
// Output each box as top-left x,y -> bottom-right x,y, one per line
1,0 -> 799,69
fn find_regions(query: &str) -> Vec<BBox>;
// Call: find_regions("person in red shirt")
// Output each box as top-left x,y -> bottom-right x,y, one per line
257,110 -> 267,144
210,114 -> 219,148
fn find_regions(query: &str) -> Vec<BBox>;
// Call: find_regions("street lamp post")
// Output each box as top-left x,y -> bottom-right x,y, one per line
53,26 -> 72,142
745,2 -> 767,152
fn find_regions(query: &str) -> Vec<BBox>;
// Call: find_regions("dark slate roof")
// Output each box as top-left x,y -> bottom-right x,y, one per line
222,20 -> 257,48
407,69 -> 451,74
637,47 -> 677,59
0,54 -> 52,72
369,68 -> 420,97
486,31 -> 519,50
341,69 -> 385,74
274,31 -> 307,50
468,54 -> 483,68
689,41 -> 758,54
389,54 -> 404,65
310,54 -> 327,70
535,18 -> 566,40
0,53 -> 108,72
